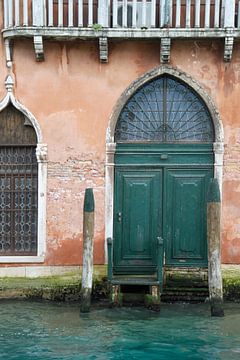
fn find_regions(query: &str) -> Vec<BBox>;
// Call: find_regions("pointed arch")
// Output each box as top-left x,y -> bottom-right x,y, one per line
105,66 -> 224,263
107,66 -> 223,144
0,90 -> 42,143
0,84 -> 47,263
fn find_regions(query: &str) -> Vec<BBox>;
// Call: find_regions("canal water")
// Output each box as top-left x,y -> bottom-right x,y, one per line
0,301 -> 240,360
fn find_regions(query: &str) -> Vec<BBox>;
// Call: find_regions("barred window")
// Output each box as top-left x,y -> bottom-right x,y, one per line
0,105 -> 38,256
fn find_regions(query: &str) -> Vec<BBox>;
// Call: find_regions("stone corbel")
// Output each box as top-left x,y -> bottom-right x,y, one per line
160,38 -> 171,64
4,38 -> 13,68
36,143 -> 48,163
99,37 -> 108,63
34,35 -> 44,62
224,29 -> 234,62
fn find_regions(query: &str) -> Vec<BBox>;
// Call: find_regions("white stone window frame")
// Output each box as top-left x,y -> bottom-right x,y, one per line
0,76 -> 47,263
105,66 -> 224,262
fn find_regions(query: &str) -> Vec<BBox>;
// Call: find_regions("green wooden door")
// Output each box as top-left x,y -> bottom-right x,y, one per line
164,168 -> 212,267
113,144 -> 213,274
113,168 -> 162,274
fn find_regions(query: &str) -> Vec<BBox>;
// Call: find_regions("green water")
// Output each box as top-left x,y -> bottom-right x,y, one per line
0,301 -> 240,360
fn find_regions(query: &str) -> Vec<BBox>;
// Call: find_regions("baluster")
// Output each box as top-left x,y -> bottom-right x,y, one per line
238,1 -> 240,28
186,0 -> 191,28
214,0 -> 220,28
205,0 -> 210,28
88,0 -> 93,27
58,0 -> 63,27
23,0 -> 28,26
48,0 -> 53,26
176,0 -> 181,28
132,0 -> 137,27
113,0 -> 118,27
78,0 -> 83,27
4,0 -> 8,28
195,0 -> 200,27
15,0 -> 20,26
98,0 -> 109,27
122,0 -> 127,27
68,0 -> 74,27
150,0 -> 156,28
142,0 -> 147,27
224,0 -> 235,28
8,0 -> 13,27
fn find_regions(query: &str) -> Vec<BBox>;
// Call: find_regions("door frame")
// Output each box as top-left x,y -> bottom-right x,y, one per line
105,66 -> 224,266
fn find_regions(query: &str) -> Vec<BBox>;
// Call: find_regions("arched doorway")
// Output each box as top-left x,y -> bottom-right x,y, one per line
0,105 -> 38,256
106,69 -> 223,285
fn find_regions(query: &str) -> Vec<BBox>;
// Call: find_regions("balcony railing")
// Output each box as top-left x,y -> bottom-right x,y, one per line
3,0 -> 239,30
2,1 -> 240,63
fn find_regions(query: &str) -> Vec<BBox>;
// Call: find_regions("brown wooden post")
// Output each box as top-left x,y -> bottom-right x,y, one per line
207,179 -> 224,317
80,188 -> 94,313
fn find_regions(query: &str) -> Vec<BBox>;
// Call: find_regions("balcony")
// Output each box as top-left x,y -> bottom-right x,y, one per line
2,0 -> 240,64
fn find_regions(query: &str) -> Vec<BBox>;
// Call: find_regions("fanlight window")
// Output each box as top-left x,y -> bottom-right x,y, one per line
0,105 -> 38,256
115,76 -> 214,142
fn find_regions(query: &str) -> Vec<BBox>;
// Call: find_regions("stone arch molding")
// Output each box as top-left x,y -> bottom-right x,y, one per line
105,66 -> 224,262
0,75 -> 47,263
107,66 -> 223,144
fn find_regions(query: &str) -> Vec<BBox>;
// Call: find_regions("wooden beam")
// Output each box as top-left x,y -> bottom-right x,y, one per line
207,179 -> 224,317
80,188 -> 95,313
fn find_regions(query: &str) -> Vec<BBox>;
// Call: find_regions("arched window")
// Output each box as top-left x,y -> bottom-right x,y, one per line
0,105 -> 38,256
115,76 -> 214,143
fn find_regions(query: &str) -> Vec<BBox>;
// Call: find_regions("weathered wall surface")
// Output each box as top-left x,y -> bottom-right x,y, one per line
0,34 -> 239,265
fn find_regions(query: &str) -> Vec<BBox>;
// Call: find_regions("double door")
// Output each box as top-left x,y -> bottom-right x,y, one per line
113,156 -> 213,275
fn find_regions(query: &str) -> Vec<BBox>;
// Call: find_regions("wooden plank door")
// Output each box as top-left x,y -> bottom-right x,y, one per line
164,168 -> 212,267
113,168 -> 162,274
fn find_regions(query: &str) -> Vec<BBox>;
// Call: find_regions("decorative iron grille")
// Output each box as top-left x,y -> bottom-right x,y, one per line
115,76 -> 214,142
0,146 -> 38,255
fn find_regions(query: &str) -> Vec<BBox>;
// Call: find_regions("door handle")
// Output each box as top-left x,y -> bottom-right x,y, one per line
157,236 -> 164,246
117,212 -> 122,222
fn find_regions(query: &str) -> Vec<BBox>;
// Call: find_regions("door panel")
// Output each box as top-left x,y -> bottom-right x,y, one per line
114,169 -> 162,274
165,168 -> 212,266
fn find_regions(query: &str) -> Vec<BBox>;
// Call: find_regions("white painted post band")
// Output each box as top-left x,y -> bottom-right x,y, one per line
224,0 -> 235,28
88,0 -> 93,27
186,0 -> 191,28
68,0 -> 74,27
32,0 -> 45,26
214,0 -> 220,28
132,0 -> 137,28
15,0 -> 20,26
78,0 -> 83,27
23,0 -> 28,26
150,0 -> 156,28
195,0 -> 200,28
205,0 -> 210,28
58,0 -> 63,27
122,0 -> 128,27
176,0 -> 181,28
48,0 -> 53,26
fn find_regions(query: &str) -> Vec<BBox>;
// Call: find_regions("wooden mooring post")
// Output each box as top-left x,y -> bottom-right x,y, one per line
207,179 -> 224,317
80,188 -> 94,313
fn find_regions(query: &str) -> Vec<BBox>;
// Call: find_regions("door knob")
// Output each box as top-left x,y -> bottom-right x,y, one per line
117,212 -> 122,222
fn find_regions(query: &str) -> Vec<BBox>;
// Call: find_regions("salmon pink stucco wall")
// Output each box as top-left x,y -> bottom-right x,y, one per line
0,36 -> 239,265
